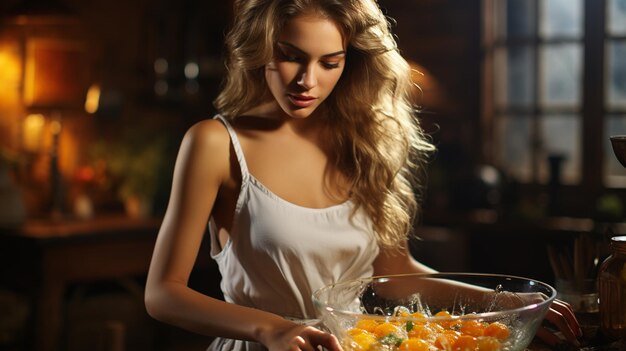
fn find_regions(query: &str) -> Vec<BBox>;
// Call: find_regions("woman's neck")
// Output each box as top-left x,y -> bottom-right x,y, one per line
241,101 -> 328,141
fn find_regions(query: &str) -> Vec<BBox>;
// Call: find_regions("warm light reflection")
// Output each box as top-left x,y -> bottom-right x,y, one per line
22,42 -> 37,105
50,118 -> 62,135
0,41 -> 23,149
407,60 -> 445,110
22,113 -> 45,152
0,43 -> 22,105
84,84 -> 100,114
0,50 -> 21,88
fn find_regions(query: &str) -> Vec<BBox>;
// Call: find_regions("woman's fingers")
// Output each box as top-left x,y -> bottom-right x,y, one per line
305,327 -> 343,351
534,299 -> 583,349
535,326 -> 566,348
265,323 -> 342,351
293,335 -> 316,351
550,299 -> 583,338
324,333 -> 343,351
544,308 -> 580,344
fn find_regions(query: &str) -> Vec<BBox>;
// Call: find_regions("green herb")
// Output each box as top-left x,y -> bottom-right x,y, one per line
380,334 -> 404,347
405,321 -> 414,332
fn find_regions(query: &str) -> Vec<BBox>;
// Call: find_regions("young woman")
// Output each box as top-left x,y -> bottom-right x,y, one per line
145,1 -> 581,350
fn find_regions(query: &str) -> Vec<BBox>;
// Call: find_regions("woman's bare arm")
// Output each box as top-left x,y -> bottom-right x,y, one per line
372,244 -> 437,276
144,120 -> 341,351
373,241 -> 581,347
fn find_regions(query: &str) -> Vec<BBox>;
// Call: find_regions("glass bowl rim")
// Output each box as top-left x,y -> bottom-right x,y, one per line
312,272 -> 557,320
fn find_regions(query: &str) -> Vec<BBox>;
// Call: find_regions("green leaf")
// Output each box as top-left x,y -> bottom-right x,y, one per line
405,320 -> 414,332
380,334 -> 404,347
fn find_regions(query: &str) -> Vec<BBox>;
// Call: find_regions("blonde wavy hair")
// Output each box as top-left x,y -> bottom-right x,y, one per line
215,0 -> 434,250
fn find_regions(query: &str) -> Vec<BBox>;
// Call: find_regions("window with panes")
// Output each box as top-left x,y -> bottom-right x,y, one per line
483,0 -> 626,190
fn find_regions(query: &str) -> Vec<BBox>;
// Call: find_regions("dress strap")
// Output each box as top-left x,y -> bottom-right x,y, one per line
214,115 -> 250,183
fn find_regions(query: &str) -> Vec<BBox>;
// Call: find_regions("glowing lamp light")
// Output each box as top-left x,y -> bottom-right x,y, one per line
84,84 -> 100,114
3,7 -> 91,218
22,113 -> 45,152
0,48 -> 22,92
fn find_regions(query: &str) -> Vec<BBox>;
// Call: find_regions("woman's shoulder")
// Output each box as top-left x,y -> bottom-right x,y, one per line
175,117 -> 233,182
180,117 -> 232,160
185,116 -> 231,144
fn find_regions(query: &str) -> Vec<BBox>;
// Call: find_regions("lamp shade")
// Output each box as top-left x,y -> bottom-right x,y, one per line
23,37 -> 90,108
2,2 -> 91,110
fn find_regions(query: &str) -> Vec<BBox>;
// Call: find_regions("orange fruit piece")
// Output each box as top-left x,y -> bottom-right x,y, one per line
483,322 -> 510,341
435,310 -> 461,330
434,310 -> 452,318
399,338 -> 430,351
460,320 -> 486,337
355,319 -> 380,333
429,322 -> 446,333
347,328 -> 368,337
411,312 -> 428,324
373,322 -> 402,338
434,330 -> 461,350
407,324 -> 437,342
453,335 -> 478,351
350,331 -> 377,351
476,336 -> 502,351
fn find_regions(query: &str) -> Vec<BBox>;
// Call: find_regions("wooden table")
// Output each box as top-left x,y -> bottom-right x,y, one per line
0,215 -> 162,351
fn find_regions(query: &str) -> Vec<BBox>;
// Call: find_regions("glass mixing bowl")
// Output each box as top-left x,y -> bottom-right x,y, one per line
313,273 -> 556,351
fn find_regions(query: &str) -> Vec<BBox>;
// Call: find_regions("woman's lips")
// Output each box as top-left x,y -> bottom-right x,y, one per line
288,94 -> 317,108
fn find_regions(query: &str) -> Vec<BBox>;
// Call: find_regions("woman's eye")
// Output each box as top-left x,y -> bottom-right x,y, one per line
278,51 -> 300,62
322,62 -> 340,69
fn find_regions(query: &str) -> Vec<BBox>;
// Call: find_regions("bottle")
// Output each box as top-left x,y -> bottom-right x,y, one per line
598,235 -> 626,341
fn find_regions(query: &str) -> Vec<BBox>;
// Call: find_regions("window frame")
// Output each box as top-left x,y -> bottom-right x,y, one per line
481,0 -> 626,215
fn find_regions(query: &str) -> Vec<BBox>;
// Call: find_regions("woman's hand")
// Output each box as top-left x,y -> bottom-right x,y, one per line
535,299 -> 583,348
259,321 -> 343,351
492,292 -> 583,348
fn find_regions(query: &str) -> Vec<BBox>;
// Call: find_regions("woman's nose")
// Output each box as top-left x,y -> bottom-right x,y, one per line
297,64 -> 317,90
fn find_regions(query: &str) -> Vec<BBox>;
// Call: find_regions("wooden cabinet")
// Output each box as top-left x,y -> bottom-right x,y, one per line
0,216 -> 161,351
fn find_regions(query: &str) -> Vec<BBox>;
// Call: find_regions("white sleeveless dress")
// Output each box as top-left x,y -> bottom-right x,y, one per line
207,115 -> 380,351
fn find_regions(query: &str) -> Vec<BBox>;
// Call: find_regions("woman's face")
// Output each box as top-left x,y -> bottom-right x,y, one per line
265,13 -> 346,119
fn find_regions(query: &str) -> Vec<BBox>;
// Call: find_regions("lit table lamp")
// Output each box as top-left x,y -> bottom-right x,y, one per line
26,39 -> 90,218
5,10 -> 91,218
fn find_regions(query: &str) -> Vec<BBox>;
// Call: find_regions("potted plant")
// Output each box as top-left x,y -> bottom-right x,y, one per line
88,135 -> 168,218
